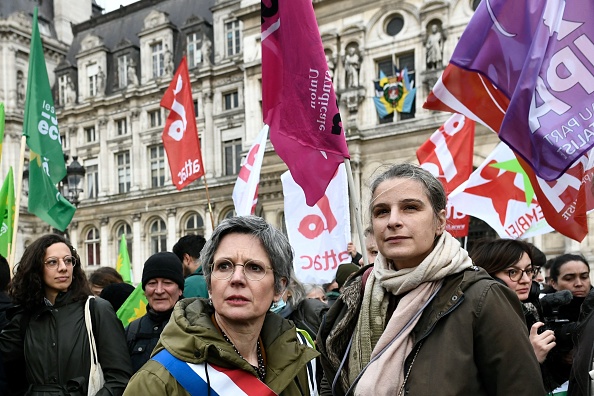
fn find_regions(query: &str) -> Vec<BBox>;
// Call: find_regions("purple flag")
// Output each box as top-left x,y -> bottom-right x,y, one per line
446,0 -> 594,181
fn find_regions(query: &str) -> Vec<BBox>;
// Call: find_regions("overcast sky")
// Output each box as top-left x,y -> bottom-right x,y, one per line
95,0 -> 140,13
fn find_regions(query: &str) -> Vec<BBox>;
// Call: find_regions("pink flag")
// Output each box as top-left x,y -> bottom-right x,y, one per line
232,126 -> 269,216
417,114 -> 474,237
262,0 -> 350,206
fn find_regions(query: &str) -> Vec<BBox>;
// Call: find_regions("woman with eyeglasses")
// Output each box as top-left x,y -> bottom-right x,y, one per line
0,233 -> 132,396
124,216 -> 318,396
471,238 -> 563,392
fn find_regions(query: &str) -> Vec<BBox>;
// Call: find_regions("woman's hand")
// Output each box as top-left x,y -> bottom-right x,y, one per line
529,322 -> 556,363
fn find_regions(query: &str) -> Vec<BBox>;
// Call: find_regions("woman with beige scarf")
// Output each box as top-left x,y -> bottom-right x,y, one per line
317,163 -> 545,396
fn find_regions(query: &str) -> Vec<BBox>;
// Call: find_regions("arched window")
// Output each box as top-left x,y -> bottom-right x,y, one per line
219,208 -> 236,223
85,227 -> 101,266
115,223 -> 133,263
184,212 -> 204,235
149,218 -> 167,254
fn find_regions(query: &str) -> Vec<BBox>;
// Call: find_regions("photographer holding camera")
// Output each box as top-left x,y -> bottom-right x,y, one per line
471,239 -> 563,392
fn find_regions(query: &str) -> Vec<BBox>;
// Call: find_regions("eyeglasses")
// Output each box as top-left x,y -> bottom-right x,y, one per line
211,259 -> 273,281
44,255 -> 77,269
506,266 -> 535,282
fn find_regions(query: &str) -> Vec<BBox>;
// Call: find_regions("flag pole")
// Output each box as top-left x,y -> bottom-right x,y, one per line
9,136 -> 27,274
344,158 -> 368,266
202,175 -> 215,229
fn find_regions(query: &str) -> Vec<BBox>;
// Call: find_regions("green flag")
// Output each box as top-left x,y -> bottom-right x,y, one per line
23,8 -> 75,231
116,283 -> 148,326
116,234 -> 132,284
0,167 -> 15,258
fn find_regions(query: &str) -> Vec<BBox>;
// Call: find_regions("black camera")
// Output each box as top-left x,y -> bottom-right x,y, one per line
538,290 -> 576,352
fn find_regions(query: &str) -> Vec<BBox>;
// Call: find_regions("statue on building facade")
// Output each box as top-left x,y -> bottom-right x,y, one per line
164,44 -> 174,74
65,76 -> 77,104
201,37 -> 212,66
16,70 -> 25,105
425,23 -> 445,70
127,59 -> 139,86
344,45 -> 361,88
97,66 -> 106,96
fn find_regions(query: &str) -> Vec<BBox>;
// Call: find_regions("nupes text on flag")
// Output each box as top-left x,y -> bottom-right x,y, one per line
262,0 -> 350,206
161,56 -> 204,190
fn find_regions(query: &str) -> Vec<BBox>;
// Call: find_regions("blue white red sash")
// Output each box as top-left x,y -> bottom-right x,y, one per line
152,349 -> 277,396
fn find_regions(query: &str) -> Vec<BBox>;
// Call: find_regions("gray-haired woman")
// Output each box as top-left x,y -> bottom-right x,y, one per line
124,216 -> 318,396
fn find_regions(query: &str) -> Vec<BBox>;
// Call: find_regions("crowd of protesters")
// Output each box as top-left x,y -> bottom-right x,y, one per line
0,163 -> 593,395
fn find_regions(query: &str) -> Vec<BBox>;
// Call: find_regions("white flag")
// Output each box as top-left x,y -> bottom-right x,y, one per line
281,164 -> 351,284
232,126 -> 269,216
448,142 -> 553,239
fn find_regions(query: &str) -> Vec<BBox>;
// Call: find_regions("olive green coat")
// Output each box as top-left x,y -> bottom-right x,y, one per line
123,298 -> 318,396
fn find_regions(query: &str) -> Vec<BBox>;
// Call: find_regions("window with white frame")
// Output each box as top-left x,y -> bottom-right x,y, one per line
149,219 -> 167,254
225,20 -> 242,57
116,118 -> 127,135
149,109 -> 162,128
187,32 -> 202,69
116,151 -> 131,193
84,126 -> 97,143
149,145 -> 166,187
58,75 -> 68,106
224,91 -> 239,110
87,63 -> 98,96
117,55 -> 128,88
86,164 -> 99,199
223,138 -> 242,176
193,99 -> 199,117
60,132 -> 67,150
115,223 -> 133,263
184,212 -> 204,234
376,51 -> 416,123
85,227 -> 101,266
151,41 -> 164,78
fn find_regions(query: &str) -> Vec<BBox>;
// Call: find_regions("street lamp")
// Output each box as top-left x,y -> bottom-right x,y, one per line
64,156 -> 86,207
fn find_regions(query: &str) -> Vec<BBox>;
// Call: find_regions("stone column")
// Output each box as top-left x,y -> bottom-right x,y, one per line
202,89 -> 215,178
132,213 -> 142,283
100,216 -> 110,267
166,208 -> 177,250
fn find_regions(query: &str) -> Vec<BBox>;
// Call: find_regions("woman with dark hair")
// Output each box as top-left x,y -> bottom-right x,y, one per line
471,238 -> 562,391
89,266 -> 124,296
0,234 -> 132,395
317,163 -> 544,395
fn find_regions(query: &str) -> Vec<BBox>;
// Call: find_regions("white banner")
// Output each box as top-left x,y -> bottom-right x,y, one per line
232,125 -> 269,216
281,163 -> 351,284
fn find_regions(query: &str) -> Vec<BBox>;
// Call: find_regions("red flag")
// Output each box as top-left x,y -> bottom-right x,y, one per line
160,57 -> 204,190
262,0 -> 350,206
417,114 -> 474,237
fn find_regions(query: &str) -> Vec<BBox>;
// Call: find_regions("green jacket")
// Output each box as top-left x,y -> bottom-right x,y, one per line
123,298 -> 319,395
318,265 -> 546,396
183,267 -> 208,298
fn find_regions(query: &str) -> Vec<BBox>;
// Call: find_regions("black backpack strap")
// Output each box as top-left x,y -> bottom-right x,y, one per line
126,316 -> 142,345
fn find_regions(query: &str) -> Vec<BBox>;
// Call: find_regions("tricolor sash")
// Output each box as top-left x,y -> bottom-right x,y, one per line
152,349 -> 278,396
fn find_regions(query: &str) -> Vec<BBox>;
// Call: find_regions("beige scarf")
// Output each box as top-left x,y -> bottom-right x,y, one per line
348,232 -> 473,395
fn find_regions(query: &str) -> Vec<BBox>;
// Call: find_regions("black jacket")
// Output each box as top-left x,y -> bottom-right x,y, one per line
0,291 -> 13,331
280,298 -> 329,340
0,292 -> 132,396
125,307 -> 173,373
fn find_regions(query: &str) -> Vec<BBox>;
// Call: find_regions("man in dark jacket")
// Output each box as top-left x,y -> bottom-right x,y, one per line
173,235 -> 208,298
125,252 -> 184,372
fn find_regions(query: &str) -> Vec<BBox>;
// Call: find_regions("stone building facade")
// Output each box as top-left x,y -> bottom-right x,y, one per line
2,0 -> 593,280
